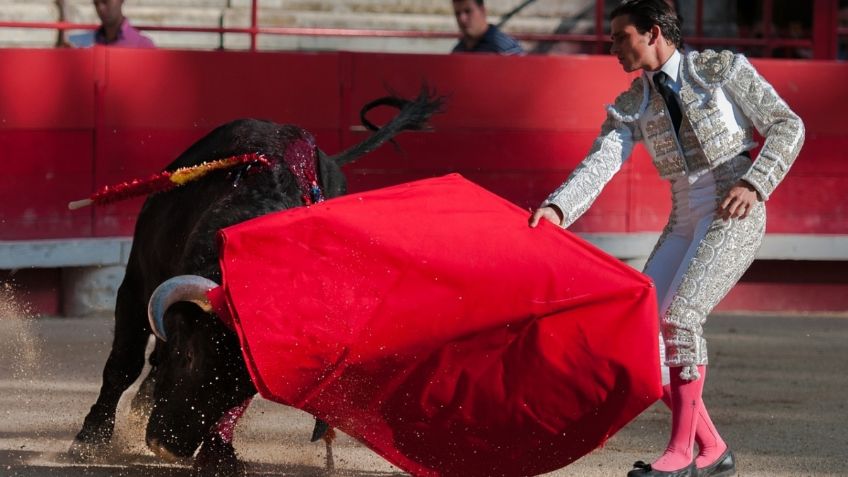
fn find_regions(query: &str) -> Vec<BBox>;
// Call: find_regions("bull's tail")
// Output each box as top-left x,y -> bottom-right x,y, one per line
328,87 -> 445,167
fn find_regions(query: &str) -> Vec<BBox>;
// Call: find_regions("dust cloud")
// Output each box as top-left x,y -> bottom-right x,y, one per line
0,281 -> 41,379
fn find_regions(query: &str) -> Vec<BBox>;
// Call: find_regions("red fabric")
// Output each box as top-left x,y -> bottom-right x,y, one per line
216,174 -> 661,477
206,285 -> 234,331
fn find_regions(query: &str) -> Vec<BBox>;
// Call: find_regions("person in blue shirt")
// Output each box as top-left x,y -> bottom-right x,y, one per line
451,0 -> 524,55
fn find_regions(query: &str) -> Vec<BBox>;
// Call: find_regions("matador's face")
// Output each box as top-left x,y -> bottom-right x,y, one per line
609,15 -> 654,73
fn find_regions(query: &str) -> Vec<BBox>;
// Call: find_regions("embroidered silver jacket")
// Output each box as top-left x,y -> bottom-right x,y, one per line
545,50 -> 805,226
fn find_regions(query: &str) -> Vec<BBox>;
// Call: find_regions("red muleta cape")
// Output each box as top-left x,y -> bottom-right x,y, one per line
214,173 -> 661,476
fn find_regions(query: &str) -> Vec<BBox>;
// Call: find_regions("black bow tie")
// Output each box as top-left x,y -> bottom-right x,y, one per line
653,71 -> 682,134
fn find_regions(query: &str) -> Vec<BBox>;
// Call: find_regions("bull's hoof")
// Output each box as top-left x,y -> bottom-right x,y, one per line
192,434 -> 246,477
68,423 -> 114,461
73,406 -> 116,445
310,419 -> 330,442
67,438 -> 107,462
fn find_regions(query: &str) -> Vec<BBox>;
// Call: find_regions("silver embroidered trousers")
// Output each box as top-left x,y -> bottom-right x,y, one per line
644,155 -> 765,381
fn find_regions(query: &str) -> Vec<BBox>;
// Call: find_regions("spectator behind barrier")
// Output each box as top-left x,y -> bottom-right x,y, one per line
67,0 -> 155,48
451,0 -> 523,55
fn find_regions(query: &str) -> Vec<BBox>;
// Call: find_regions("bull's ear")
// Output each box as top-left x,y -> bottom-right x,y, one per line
317,148 -> 347,199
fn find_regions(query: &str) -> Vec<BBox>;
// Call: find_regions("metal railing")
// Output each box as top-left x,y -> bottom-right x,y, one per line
0,0 -> 839,58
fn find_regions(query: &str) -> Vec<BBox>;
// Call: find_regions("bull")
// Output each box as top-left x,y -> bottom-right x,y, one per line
70,90 -> 443,476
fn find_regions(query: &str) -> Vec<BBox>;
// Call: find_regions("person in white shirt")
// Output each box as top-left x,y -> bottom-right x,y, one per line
529,1 -> 804,476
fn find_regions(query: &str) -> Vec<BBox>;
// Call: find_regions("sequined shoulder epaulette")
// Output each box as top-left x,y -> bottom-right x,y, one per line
686,49 -> 743,90
606,76 -> 649,123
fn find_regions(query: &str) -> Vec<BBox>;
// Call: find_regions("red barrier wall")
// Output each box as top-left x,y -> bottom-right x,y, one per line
1,47 -> 846,241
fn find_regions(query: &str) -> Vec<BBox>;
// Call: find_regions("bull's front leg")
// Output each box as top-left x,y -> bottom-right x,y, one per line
70,279 -> 149,457
190,402 -> 336,476
192,398 -> 252,477
192,434 -> 246,477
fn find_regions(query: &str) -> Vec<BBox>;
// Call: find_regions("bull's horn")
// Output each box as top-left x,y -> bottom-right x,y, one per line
147,275 -> 219,341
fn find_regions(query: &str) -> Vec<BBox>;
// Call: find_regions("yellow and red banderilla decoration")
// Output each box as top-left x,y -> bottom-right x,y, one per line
68,153 -> 271,210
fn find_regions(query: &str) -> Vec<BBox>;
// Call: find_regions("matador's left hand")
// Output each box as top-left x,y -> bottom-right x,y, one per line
718,180 -> 760,221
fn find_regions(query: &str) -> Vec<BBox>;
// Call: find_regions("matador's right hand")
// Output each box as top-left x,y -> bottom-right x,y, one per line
529,206 -> 564,228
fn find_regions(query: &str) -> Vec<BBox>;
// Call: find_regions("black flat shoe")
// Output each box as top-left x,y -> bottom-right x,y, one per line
626,460 -> 697,477
697,447 -> 736,477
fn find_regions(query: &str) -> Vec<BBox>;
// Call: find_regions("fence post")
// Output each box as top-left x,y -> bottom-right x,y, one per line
250,0 -> 258,52
813,0 -> 838,59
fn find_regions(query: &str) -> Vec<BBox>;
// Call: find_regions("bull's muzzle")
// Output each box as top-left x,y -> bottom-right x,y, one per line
147,275 -> 219,341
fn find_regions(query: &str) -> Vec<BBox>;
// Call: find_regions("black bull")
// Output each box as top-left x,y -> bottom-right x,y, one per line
70,90 -> 443,473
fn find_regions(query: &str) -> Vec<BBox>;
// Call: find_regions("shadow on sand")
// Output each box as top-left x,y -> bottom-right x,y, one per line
1,449 -> 407,477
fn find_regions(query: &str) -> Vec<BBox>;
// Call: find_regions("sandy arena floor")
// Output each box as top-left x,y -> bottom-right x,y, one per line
1,311 -> 846,476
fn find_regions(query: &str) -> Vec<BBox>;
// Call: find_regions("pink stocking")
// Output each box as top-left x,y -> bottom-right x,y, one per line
650,366 -> 703,471
660,366 -> 727,468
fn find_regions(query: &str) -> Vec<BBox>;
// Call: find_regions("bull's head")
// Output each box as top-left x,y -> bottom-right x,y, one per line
145,276 -> 254,461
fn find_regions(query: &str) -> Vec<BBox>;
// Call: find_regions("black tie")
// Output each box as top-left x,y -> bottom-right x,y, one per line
653,71 -> 682,134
